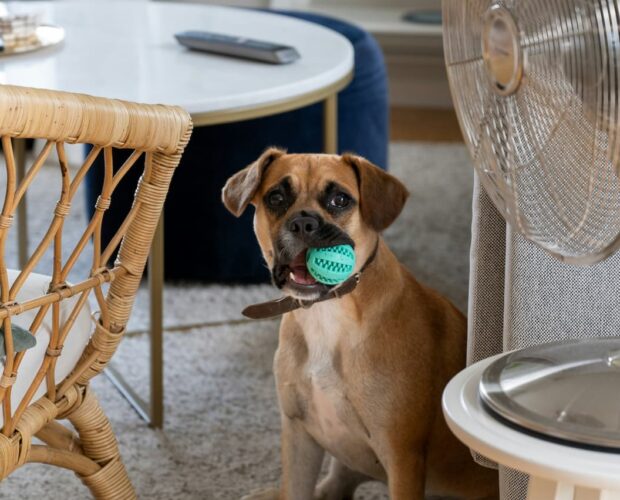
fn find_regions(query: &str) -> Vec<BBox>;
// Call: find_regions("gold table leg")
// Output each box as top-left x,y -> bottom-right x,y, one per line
148,217 -> 164,428
15,139 -> 28,268
105,216 -> 164,428
323,94 -> 338,154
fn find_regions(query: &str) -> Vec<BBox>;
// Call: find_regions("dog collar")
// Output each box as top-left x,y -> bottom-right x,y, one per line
242,240 -> 380,320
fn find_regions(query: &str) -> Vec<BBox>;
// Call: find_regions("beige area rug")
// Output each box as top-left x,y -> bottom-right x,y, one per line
2,141 -> 474,499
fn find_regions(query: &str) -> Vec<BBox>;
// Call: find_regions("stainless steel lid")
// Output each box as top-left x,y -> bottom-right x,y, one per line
480,337 -> 620,451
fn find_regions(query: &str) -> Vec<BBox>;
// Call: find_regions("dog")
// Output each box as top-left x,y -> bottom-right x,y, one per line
222,148 -> 499,500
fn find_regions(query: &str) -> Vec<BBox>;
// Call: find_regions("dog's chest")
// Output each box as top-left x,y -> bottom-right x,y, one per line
279,310 -> 385,479
303,326 -> 354,437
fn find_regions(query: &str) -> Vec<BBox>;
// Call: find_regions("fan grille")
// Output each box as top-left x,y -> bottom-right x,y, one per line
444,0 -> 620,264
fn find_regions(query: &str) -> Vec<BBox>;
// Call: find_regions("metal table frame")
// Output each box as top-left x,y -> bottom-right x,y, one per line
15,71 -> 352,428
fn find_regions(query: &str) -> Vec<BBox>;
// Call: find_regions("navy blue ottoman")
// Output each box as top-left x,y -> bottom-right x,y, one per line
85,11 -> 388,283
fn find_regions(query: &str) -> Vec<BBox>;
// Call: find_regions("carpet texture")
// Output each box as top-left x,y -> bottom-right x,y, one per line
3,141 -> 474,499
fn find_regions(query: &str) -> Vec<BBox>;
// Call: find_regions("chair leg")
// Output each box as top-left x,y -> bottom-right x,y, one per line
67,387 -> 136,500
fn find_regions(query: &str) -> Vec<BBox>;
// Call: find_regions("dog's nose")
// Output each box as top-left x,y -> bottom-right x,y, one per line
288,214 -> 320,236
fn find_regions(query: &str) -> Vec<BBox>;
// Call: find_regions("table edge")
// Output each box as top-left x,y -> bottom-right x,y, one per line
189,70 -> 353,127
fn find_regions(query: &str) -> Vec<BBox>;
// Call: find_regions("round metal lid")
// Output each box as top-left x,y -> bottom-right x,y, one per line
480,337 -> 620,451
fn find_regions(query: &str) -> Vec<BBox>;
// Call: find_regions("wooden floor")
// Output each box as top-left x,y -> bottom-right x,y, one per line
390,107 -> 463,142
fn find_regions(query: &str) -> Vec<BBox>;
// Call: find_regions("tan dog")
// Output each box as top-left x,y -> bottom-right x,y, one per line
222,148 -> 498,500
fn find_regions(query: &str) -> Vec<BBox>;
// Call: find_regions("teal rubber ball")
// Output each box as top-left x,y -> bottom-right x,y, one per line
306,245 -> 356,285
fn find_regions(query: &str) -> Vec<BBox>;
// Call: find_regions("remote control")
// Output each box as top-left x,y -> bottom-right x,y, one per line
175,31 -> 300,65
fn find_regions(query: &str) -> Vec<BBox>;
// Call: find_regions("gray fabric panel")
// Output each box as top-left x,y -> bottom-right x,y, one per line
467,174 -> 506,365
467,175 -> 505,469
505,229 -> 620,350
500,468 -> 529,500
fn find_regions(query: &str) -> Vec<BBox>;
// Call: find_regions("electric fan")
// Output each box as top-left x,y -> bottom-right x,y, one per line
443,0 -> 620,265
442,0 -> 620,458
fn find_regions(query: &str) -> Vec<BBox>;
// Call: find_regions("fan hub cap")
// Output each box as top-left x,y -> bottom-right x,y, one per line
482,5 -> 523,96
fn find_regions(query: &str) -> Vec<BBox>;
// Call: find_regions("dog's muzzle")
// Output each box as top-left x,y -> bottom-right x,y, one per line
272,211 -> 354,291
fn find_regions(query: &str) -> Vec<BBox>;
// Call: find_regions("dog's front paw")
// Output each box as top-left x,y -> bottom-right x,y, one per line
240,487 -> 280,500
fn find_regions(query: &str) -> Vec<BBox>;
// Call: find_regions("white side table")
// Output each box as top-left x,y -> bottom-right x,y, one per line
442,355 -> 620,500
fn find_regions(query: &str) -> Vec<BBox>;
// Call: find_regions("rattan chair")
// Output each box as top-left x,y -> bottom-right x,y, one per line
0,84 -> 192,498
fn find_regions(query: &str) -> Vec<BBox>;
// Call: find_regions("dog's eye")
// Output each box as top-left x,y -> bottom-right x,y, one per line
329,193 -> 351,209
268,191 -> 285,207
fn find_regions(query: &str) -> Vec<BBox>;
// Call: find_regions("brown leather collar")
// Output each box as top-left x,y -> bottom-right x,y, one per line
242,240 -> 380,320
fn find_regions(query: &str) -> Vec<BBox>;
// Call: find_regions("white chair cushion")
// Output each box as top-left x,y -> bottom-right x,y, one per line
0,270 -> 92,426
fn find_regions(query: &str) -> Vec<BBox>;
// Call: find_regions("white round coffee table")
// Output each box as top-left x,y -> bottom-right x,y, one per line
3,1 -> 353,125
443,355 -> 620,500
2,0 -> 354,427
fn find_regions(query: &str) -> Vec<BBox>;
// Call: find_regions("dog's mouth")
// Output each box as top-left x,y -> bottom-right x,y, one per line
273,249 -> 330,299
288,249 -> 317,286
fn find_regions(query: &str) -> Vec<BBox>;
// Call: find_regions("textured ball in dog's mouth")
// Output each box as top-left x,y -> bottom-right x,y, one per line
287,249 -> 317,285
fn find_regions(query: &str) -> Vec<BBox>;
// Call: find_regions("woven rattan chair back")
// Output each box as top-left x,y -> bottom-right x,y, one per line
0,85 -> 192,498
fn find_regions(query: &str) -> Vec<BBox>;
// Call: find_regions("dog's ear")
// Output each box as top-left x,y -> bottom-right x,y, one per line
222,147 -> 285,217
343,153 -> 409,231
